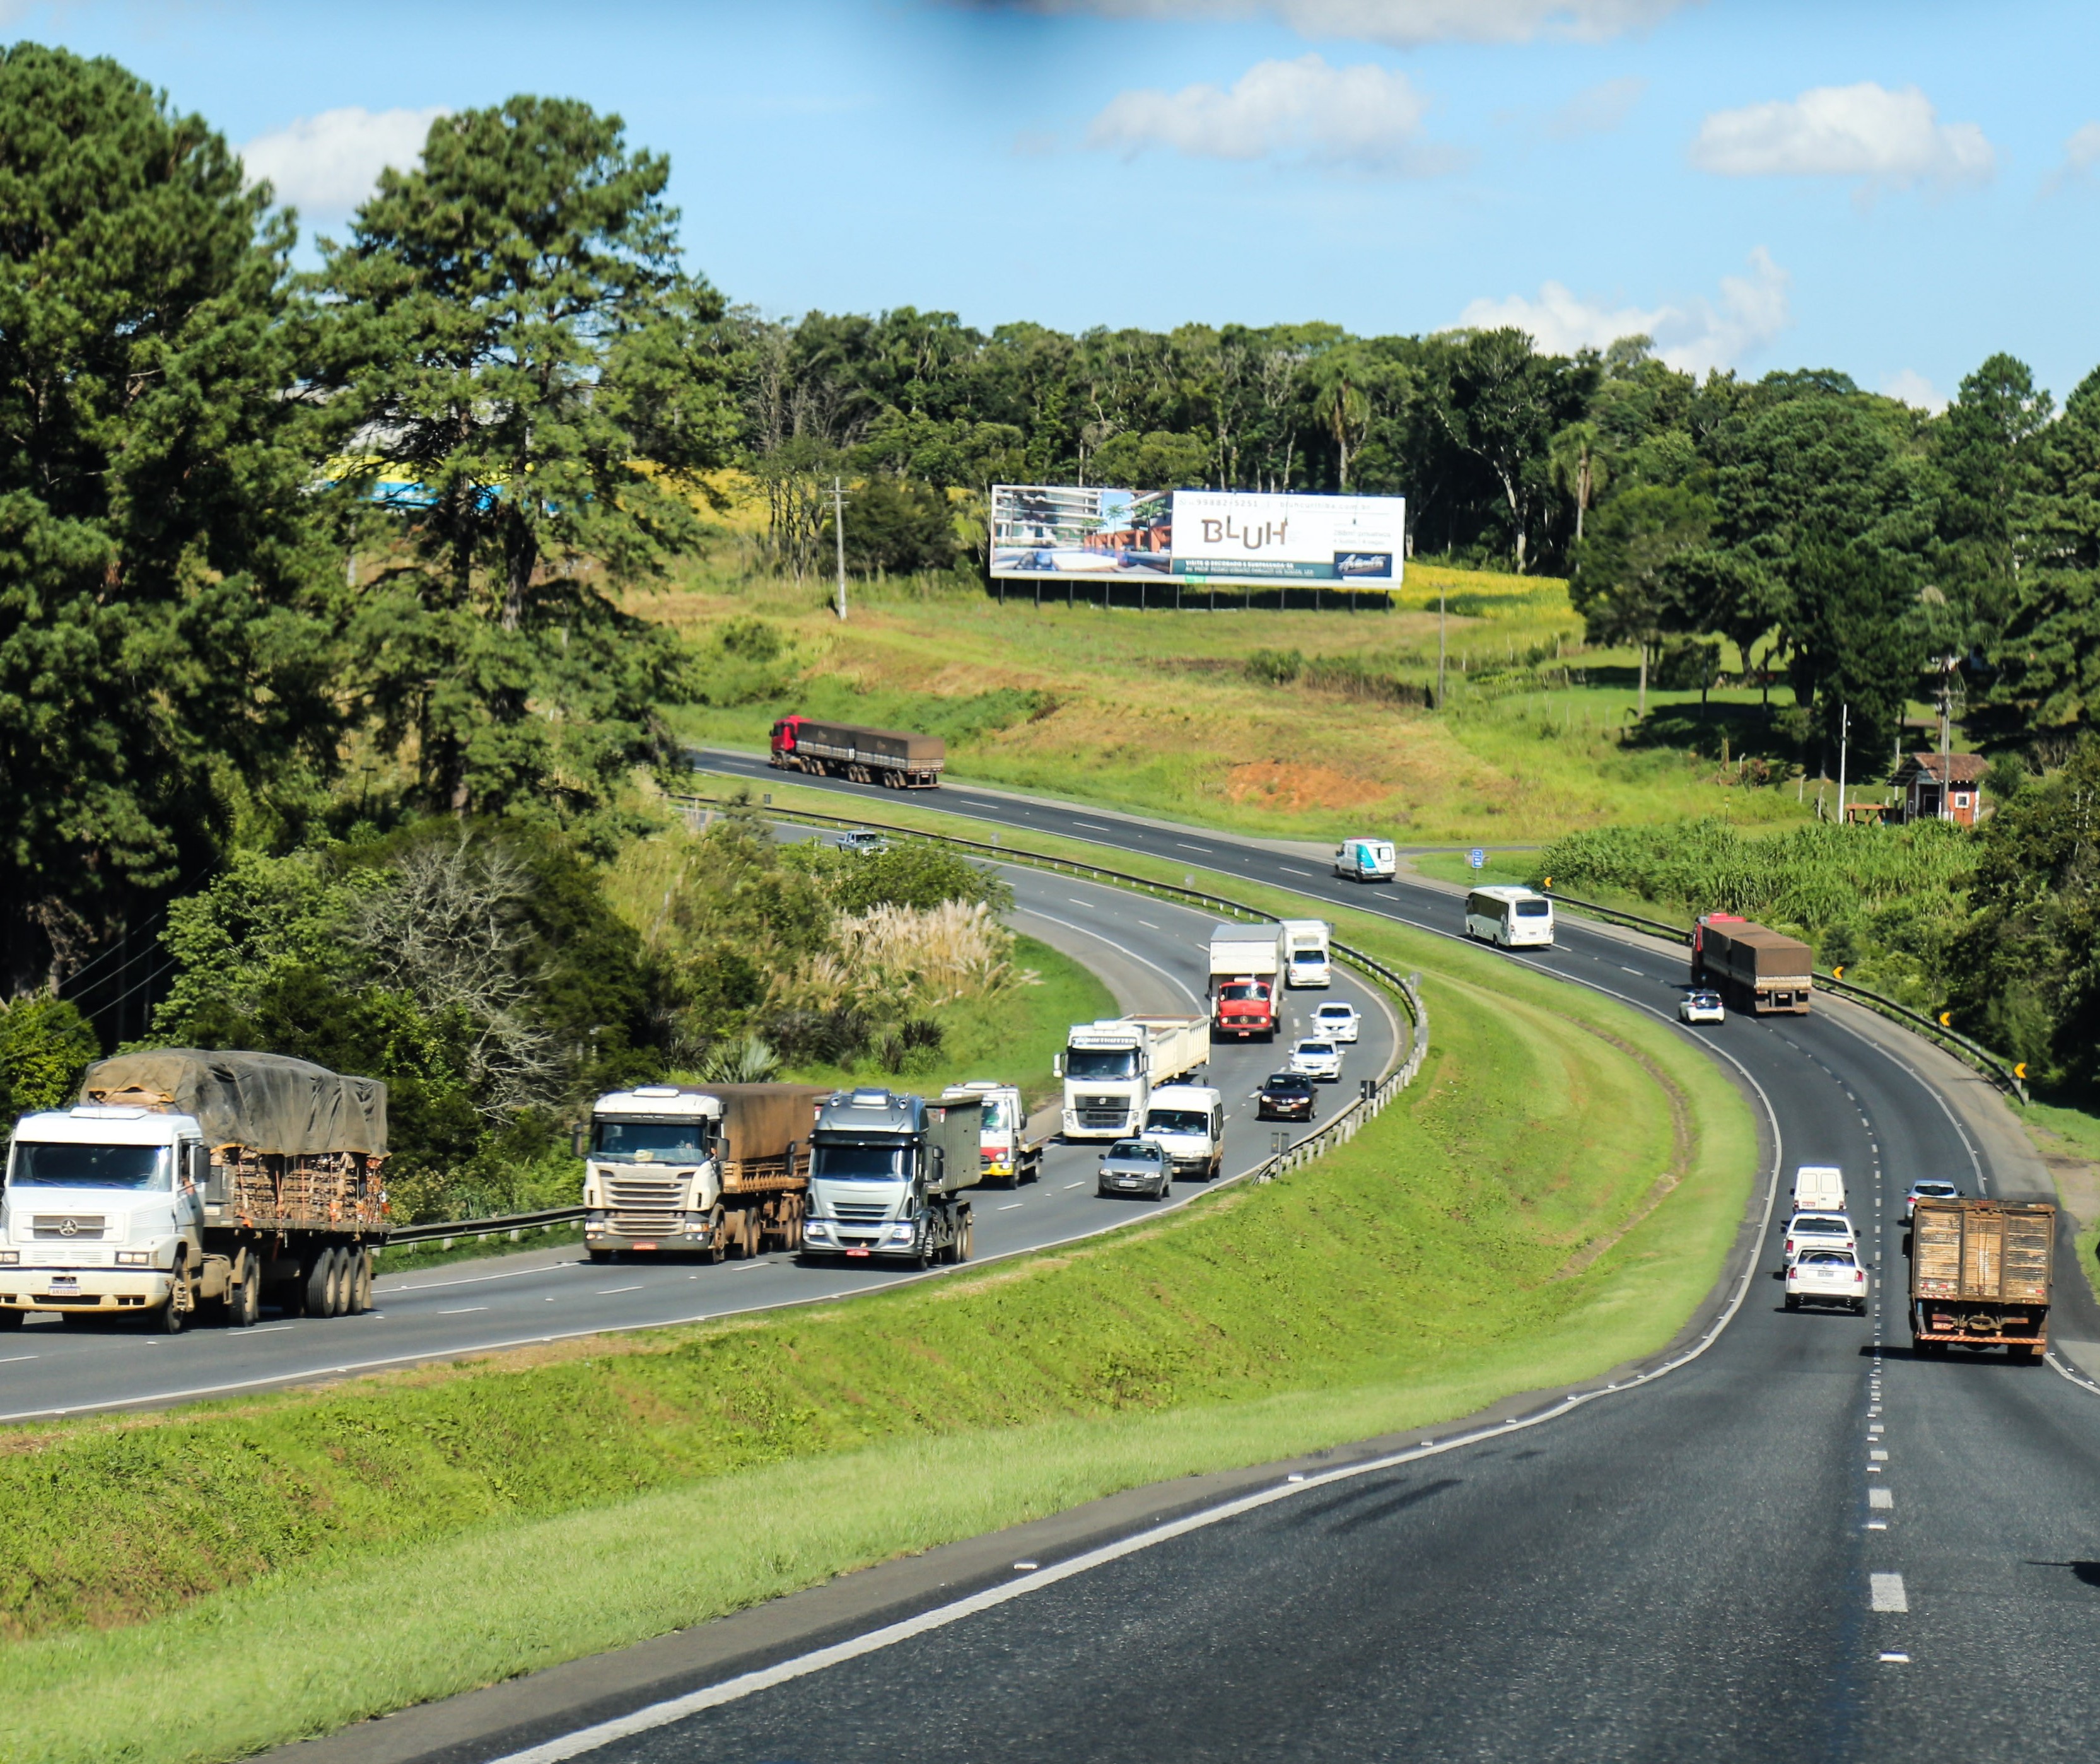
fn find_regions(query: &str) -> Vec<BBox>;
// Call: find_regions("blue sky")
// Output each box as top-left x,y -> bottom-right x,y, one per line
18,1 -> 2100,407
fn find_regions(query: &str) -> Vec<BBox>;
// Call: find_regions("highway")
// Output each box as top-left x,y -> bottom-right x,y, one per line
399,751 -> 2100,1764
0,858 -> 1399,1422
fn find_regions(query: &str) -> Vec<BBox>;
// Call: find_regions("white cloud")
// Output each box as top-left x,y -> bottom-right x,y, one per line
1455,246 -> 1791,375
990,0 -> 1691,46
1546,76 -> 1645,139
2067,121 -> 2100,172
1087,54 -> 1450,170
1690,83 -> 1994,189
1880,369 -> 1945,413
241,106 -> 448,216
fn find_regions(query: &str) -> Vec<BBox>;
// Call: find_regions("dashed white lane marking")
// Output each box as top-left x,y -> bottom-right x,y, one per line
1880,1652 -> 1910,1663
440,1307 -> 487,1315
1175,843 -> 1210,851
1869,1488 -> 1893,1509
1073,822 -> 1112,832
1620,966 -> 1642,975
595,1286 -> 643,1295
1137,920 -> 1160,930
1870,1574 -> 1909,1612
1068,898 -> 1093,907
251,1324 -> 295,1334
1870,1449 -> 1889,1461
998,1203 -> 1024,1211
0,1354 -> 36,1364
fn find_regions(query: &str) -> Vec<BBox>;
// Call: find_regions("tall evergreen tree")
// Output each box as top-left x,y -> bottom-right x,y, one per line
1993,368 -> 2100,740
308,97 -> 739,821
0,45 -> 334,991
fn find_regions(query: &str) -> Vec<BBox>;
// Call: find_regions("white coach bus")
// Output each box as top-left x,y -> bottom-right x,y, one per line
1465,885 -> 1555,949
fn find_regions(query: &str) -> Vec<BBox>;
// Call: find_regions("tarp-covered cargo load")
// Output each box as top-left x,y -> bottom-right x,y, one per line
79,1049 -> 388,1156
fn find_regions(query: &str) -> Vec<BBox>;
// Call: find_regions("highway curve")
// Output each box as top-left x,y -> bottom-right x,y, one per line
424,751 -> 2100,1764
0,856 -> 1399,1423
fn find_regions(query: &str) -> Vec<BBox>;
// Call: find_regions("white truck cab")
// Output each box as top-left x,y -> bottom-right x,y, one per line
1281,920 -> 1333,988
1140,1084 -> 1225,1181
1,1105 -> 207,1328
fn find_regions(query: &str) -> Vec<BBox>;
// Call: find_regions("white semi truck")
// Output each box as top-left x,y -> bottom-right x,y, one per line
800,1087 -> 983,1266
1056,1016 -> 1209,1141
1281,920 -> 1333,988
583,1082 -> 830,1262
1,1049 -> 388,1332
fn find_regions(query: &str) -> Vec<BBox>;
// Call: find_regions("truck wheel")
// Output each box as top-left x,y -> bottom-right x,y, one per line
588,1248 -> 614,1265
351,1251 -> 374,1314
305,1249 -> 338,1319
957,1220 -> 973,1263
153,1285 -> 187,1336
702,1208 -> 727,1265
229,1270 -> 261,1328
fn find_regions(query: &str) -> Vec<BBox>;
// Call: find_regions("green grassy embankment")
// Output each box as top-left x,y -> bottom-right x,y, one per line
648,551 -> 1816,846
0,831 -> 1759,1764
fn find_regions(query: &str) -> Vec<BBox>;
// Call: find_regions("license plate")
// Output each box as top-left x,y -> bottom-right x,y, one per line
47,1276 -> 78,1292
846,1248 -> 870,1258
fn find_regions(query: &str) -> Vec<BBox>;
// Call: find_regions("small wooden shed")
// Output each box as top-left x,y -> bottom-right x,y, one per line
1892,752 -> 1988,826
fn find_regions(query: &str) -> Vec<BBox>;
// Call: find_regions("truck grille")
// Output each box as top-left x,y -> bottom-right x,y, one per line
606,1176 -> 684,1208
609,1210 -> 680,1237
31,1215 -> 108,1241
1080,1110 -> 1129,1129
832,1202 -> 893,1224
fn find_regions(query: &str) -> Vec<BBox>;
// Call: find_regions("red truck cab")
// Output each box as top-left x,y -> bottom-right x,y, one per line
770,716 -> 805,761
1213,977 -> 1276,1041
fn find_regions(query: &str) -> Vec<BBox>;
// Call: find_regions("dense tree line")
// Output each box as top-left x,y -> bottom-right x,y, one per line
2,40 -> 2097,1112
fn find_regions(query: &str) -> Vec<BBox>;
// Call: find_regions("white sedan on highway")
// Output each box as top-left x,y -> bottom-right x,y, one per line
1786,1247 -> 1869,1314
1288,1038 -> 1343,1082
1679,990 -> 1725,1025
1312,1001 -> 1361,1044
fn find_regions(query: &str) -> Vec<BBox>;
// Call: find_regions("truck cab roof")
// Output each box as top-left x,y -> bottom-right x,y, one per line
9,1107 -> 198,1145
593,1086 -> 724,1118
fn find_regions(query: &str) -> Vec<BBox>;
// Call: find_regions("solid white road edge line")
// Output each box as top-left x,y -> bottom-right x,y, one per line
480,981 -> 1788,1764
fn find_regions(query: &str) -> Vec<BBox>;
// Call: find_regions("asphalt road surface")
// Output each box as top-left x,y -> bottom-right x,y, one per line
0,856 -> 1398,1422
455,749 -> 2100,1764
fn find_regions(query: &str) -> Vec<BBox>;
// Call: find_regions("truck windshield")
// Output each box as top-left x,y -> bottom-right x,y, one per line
592,1120 -> 709,1162
1145,1109 -> 1208,1134
8,1143 -> 168,1190
812,1142 -> 909,1181
979,1099 -> 1009,1132
1066,1049 -> 1138,1080
1218,985 -> 1266,1003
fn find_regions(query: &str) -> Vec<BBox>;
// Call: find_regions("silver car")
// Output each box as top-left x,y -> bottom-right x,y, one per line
1096,1138 -> 1172,1200
1288,1038 -> 1343,1082
834,830 -> 890,855
1312,1002 -> 1361,1044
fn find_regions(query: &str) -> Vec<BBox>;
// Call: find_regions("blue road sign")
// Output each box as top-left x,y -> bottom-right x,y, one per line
1468,848 -> 1486,870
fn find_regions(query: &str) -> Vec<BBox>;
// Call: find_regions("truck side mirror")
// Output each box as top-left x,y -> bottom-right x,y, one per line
1053,1054 -> 1064,1079
571,1123 -> 588,1158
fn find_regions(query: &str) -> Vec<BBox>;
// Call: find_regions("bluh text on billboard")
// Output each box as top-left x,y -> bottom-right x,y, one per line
989,484 -> 1405,590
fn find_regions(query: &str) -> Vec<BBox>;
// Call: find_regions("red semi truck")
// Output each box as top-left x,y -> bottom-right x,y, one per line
769,716 -> 945,788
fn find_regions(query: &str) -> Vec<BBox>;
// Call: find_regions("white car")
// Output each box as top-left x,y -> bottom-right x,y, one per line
1679,990 -> 1725,1025
1782,1212 -> 1857,1268
1288,1038 -> 1343,1082
1312,1002 -> 1361,1044
1905,1179 -> 1960,1220
1787,1247 -> 1868,1314
834,830 -> 889,855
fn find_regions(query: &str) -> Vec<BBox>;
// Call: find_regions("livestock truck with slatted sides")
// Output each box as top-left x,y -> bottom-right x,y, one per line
769,715 -> 945,788
583,1083 -> 832,1261
0,1049 -> 388,1333
1692,914 -> 1816,1015
1908,1197 -> 2055,1362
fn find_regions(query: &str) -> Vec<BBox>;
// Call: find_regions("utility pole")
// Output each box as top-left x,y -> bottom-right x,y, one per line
1939,658 -> 1954,822
1437,587 -> 1447,710
832,476 -> 848,621
1837,701 -> 1850,827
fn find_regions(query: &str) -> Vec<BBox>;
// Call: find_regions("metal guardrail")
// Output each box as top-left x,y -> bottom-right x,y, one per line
383,1207 -> 584,1249
1539,887 -> 2027,1104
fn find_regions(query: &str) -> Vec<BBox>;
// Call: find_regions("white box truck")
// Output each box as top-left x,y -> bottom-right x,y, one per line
1281,920 -> 1333,988
583,1082 -> 830,1262
1140,1084 -> 1226,1181
800,1087 -> 981,1265
1057,1016 -> 1210,1140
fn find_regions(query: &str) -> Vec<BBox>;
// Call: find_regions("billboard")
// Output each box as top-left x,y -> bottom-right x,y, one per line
989,484 -> 1404,590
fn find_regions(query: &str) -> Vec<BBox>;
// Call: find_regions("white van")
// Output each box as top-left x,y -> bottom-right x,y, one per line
1333,838 -> 1396,883
1465,886 -> 1555,949
1790,1165 -> 1846,1214
1140,1084 -> 1225,1181
1281,920 -> 1332,988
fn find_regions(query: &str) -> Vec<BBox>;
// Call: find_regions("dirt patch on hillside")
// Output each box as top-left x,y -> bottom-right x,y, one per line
1225,761 -> 1393,814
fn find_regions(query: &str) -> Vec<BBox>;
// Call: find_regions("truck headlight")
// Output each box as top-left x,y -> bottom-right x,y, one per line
804,1220 -> 832,1239
116,1251 -> 151,1266
0,1251 -> 15,1266
887,1225 -> 916,1243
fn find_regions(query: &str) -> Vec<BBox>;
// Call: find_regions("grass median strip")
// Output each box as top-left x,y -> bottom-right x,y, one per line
0,850 -> 1756,1764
